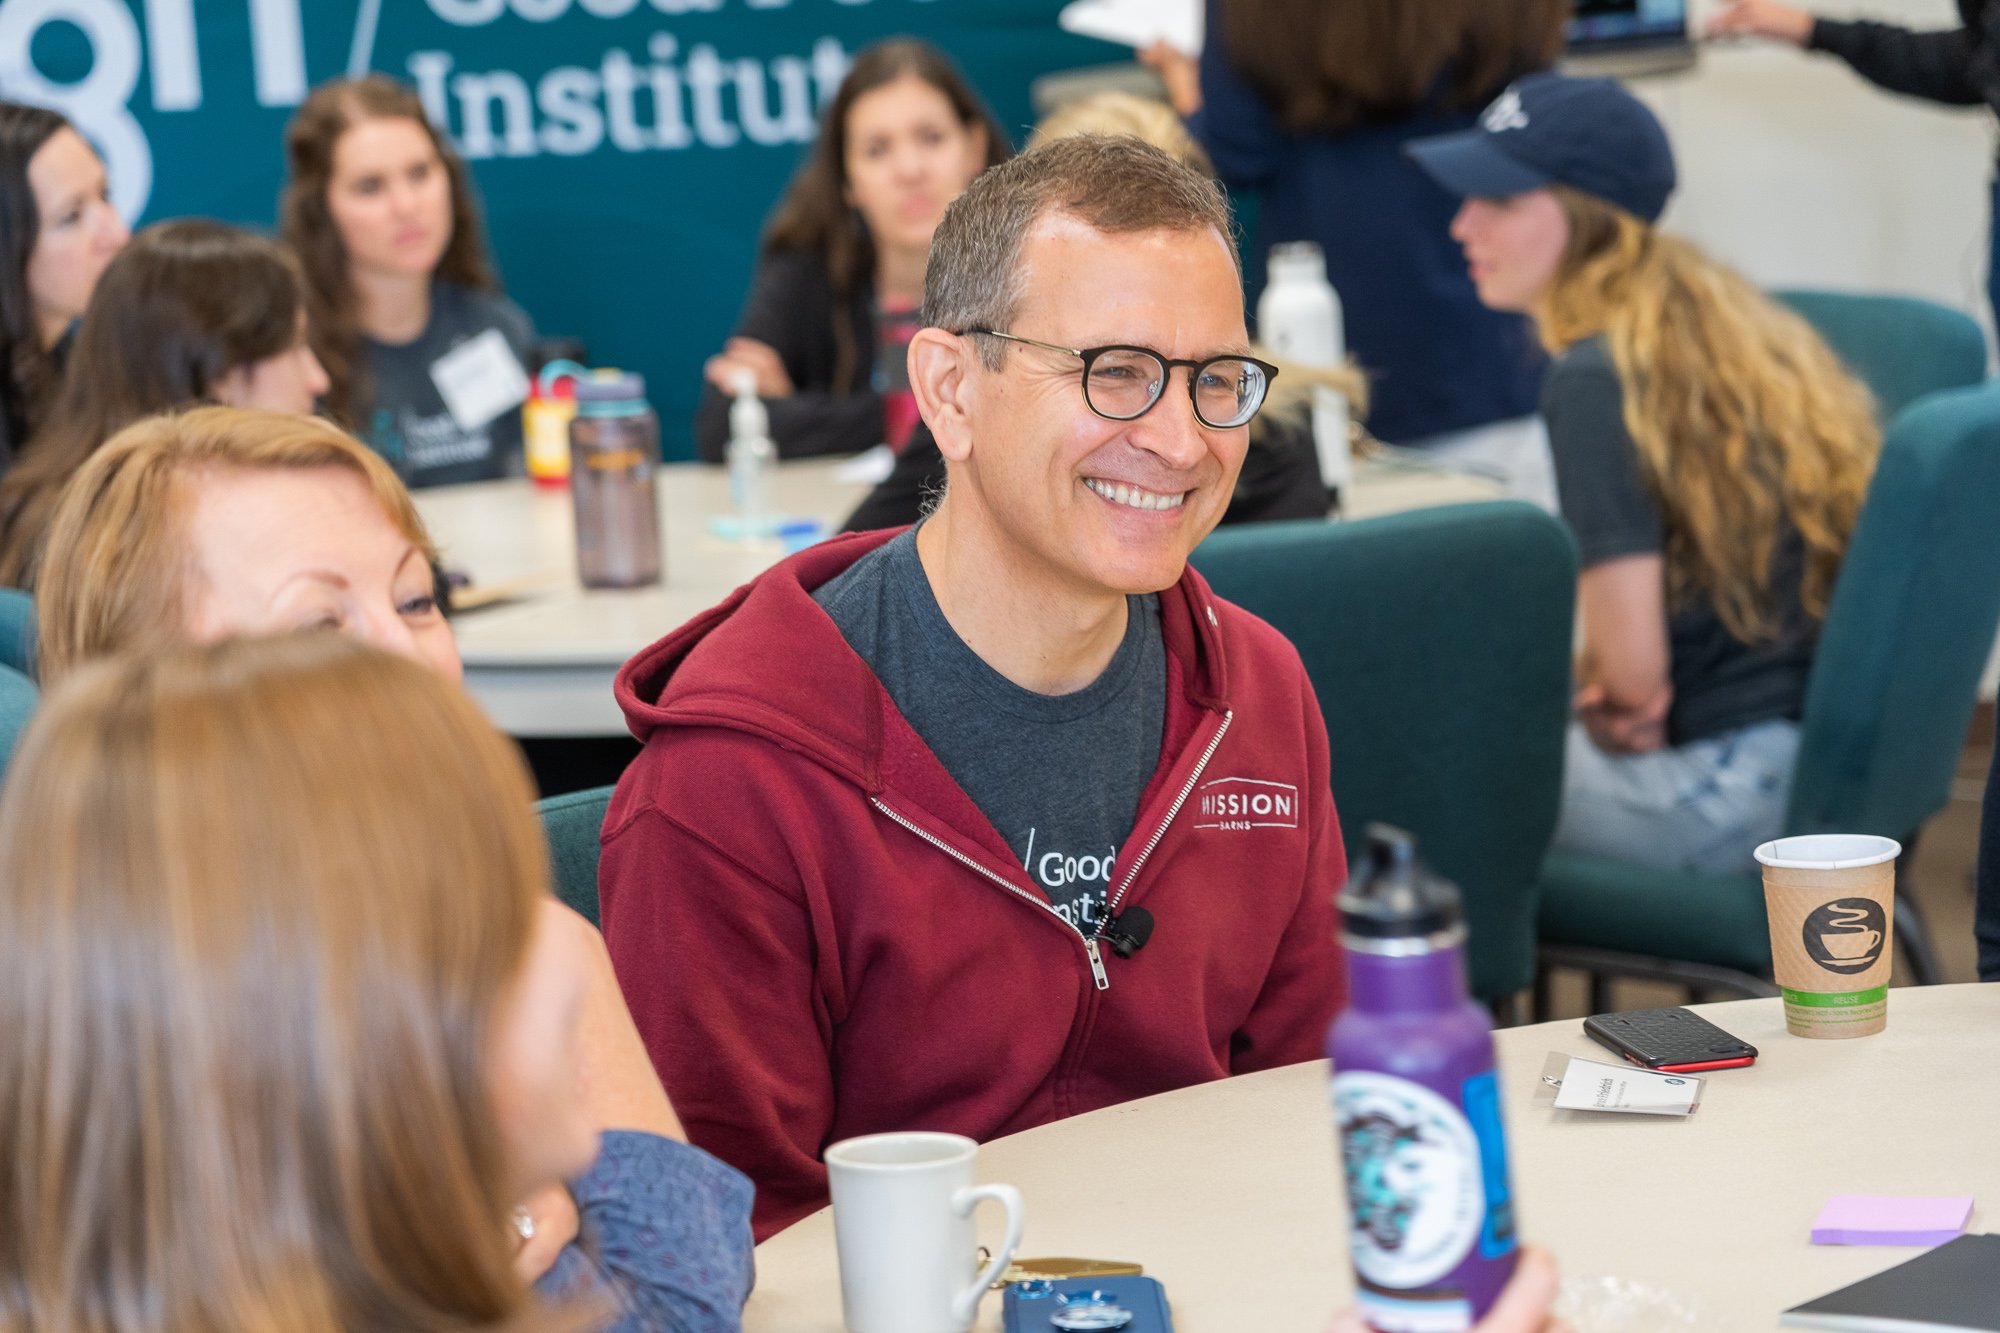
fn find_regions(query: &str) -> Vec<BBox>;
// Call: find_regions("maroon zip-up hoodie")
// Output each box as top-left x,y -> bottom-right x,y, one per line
601,529 -> 1348,1239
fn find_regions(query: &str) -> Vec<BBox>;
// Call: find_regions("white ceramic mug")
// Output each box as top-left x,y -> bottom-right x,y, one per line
825,1131 -> 1025,1333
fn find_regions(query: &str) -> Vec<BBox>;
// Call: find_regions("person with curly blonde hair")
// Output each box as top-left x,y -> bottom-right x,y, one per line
1412,73 -> 1879,874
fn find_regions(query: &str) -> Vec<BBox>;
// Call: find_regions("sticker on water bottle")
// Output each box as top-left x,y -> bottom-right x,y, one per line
1332,1071 -> 1486,1289
1459,1071 -> 1516,1261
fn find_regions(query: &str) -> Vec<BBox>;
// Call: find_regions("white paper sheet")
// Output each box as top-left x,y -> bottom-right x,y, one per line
1057,0 -> 1204,56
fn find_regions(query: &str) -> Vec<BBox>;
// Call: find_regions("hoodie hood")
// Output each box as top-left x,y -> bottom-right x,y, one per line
614,527 -> 1234,796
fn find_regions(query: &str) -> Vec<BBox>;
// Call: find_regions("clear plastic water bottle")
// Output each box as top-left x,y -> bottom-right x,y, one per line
727,368 -> 776,540
1330,825 -> 1517,1331
1257,241 -> 1352,511
569,369 -> 661,589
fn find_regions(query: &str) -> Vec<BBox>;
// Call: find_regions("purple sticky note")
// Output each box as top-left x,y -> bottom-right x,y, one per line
1810,1195 -> 1975,1246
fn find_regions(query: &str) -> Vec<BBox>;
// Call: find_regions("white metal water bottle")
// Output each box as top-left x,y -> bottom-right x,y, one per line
727,368 -> 776,540
1257,241 -> 1351,509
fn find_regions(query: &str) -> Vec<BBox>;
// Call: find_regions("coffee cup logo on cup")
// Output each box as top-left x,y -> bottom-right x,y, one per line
1802,898 -> 1887,975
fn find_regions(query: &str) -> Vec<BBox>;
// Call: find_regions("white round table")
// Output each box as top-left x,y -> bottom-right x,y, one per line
415,456 -> 1505,737
745,984 -> 2000,1330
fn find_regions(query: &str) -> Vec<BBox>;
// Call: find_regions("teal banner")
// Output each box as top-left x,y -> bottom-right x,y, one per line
0,0 -> 1116,457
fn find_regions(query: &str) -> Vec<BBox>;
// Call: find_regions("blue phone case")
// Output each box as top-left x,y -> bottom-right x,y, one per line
1001,1275 -> 1173,1332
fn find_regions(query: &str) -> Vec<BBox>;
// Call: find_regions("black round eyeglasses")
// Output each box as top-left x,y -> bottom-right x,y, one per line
965,329 -> 1280,430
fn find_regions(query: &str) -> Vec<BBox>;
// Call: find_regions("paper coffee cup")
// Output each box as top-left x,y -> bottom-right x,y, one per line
1754,835 -> 1899,1039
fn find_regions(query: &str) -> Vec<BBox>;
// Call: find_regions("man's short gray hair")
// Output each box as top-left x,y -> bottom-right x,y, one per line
923,135 -> 1239,369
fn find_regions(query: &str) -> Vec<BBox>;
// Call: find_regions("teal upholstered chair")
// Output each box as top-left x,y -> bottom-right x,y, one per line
1193,502 -> 1577,1002
537,784 -> 615,927
0,587 -> 33,678
0,664 -> 36,778
1776,289 -> 1987,422
1539,379 -> 2000,1003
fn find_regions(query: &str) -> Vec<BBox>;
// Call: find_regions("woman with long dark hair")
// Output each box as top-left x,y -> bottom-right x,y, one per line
0,102 -> 128,466
1144,0 -> 1567,504
0,220 -> 326,587
693,39 -> 1009,462
1413,74 -> 1880,874
282,75 -> 536,488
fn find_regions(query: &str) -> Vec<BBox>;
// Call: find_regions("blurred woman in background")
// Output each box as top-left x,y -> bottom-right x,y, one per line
1145,0 -> 1567,505
0,221 -> 324,587
694,38 -> 1008,462
0,632 -> 753,1330
1413,73 -> 1879,874
283,74 -> 536,488
0,101 -> 128,467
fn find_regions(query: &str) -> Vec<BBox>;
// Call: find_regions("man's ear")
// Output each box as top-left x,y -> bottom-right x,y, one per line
909,327 -> 976,462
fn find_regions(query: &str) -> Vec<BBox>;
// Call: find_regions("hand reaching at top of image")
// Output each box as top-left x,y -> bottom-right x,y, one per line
1705,0 -> 1814,45
1137,41 -> 1203,119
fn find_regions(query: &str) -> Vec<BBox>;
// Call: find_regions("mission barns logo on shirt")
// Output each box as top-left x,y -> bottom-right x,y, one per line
1192,776 -> 1302,831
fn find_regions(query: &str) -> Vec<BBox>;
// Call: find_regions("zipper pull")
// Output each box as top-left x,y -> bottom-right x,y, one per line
1085,937 -> 1110,991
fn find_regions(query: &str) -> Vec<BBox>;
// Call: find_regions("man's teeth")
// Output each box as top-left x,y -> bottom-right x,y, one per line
1084,478 -> 1186,512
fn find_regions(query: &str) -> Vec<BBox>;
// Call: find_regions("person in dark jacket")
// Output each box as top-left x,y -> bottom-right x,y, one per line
1710,0 -> 2000,330
693,39 -> 1008,463
1142,0 -> 1565,505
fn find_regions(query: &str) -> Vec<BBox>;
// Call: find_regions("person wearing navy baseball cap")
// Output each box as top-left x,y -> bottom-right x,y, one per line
1410,72 -> 1884,879
1406,71 -> 1677,226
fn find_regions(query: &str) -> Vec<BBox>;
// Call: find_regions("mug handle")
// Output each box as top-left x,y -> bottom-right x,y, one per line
950,1183 -> 1025,1325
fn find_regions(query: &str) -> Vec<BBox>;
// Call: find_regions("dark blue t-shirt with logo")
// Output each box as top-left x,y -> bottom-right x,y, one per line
814,527 -> 1166,931
360,280 -> 536,489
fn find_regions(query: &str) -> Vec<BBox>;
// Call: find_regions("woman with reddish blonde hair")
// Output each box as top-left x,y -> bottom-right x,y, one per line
35,405 -> 452,685
0,632 -> 753,1330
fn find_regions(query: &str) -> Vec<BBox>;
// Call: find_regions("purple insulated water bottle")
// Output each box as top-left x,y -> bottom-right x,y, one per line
1330,825 -> 1516,1332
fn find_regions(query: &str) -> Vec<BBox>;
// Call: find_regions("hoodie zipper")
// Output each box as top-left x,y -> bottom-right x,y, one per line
869,708 -> 1233,993
1092,709 -> 1233,951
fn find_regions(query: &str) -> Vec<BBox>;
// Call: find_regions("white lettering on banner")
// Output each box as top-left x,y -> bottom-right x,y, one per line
410,36 -> 846,159
1191,777 -> 1301,831
142,0 -> 199,109
0,0 -> 857,216
0,0 -> 150,216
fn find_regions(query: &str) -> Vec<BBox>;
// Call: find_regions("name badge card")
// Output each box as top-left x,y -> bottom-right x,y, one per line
1541,1053 -> 1703,1117
430,329 -> 530,431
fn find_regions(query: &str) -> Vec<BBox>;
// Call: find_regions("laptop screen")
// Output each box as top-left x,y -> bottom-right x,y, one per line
1568,0 -> 1690,51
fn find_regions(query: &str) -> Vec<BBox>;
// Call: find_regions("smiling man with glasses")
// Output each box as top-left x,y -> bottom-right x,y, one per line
601,136 -> 1348,1239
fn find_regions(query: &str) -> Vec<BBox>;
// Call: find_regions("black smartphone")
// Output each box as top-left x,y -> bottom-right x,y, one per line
1002,1275 -> 1173,1332
1583,1006 -> 1758,1073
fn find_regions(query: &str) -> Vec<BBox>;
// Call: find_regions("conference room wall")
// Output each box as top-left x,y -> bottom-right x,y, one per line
1648,0 -> 1993,351
0,1 -> 1985,464
0,0 -> 1112,461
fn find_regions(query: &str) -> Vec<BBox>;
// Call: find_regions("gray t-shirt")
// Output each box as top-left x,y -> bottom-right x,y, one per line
1543,335 -> 1814,746
815,528 -> 1167,931
360,280 -> 536,488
